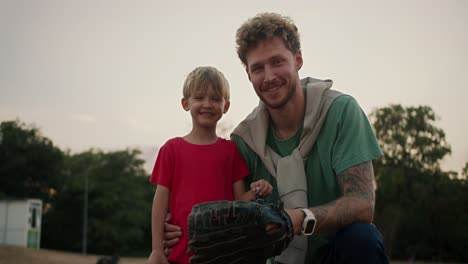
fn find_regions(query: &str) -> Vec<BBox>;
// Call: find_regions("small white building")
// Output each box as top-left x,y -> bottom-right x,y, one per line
0,199 -> 42,249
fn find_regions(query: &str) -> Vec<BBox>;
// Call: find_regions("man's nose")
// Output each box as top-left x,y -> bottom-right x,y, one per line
263,66 -> 277,83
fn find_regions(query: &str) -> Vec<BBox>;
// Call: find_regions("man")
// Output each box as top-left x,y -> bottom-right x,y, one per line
164,12 -> 389,263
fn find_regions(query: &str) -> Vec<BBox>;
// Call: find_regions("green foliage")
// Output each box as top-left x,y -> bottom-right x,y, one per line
42,149 -> 154,255
0,120 -> 64,201
463,162 -> 468,178
370,105 -> 451,172
1,119 -> 155,256
371,105 -> 468,262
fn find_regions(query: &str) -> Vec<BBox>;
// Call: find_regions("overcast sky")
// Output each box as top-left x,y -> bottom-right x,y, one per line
1,0 -> 467,173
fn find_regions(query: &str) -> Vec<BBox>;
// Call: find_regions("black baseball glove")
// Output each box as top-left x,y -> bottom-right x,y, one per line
187,199 -> 294,264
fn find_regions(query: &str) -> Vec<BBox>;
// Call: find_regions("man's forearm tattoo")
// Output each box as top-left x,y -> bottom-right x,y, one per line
336,161 -> 375,222
338,161 -> 375,201
313,161 -> 375,233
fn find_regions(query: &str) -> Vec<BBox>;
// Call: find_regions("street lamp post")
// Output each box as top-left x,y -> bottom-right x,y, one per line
82,169 -> 88,255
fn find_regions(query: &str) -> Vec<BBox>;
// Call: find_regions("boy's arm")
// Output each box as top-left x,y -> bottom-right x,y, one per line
233,180 -> 253,201
147,186 -> 170,264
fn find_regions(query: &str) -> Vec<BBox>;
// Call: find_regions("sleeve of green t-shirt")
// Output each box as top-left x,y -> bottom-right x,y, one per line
231,134 -> 255,186
329,95 -> 383,175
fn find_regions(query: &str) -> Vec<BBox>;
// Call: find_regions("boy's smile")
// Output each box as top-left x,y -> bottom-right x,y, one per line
182,86 -> 230,129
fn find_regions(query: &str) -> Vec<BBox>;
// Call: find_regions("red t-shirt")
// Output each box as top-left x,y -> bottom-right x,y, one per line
150,137 -> 249,264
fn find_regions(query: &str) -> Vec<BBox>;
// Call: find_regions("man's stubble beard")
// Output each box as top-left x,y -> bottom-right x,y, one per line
260,76 -> 299,110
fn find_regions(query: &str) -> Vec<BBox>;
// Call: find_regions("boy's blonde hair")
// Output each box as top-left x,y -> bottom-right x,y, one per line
182,66 -> 230,101
235,12 -> 301,67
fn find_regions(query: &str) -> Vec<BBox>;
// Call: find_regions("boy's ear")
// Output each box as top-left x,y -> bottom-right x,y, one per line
181,98 -> 189,111
223,100 -> 231,114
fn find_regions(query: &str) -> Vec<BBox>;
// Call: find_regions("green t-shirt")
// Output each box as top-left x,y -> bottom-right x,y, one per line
231,95 -> 382,263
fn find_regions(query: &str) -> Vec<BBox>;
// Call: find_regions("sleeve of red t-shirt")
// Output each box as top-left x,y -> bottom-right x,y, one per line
150,142 -> 174,189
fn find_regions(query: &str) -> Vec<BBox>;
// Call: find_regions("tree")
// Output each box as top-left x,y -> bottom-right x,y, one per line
42,149 -> 154,256
0,119 -> 64,201
370,105 -> 451,172
462,162 -> 468,178
370,105 -> 468,262
1,119 -> 155,256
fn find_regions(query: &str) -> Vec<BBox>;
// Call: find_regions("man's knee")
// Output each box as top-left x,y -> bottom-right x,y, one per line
334,223 -> 389,263
336,223 -> 382,246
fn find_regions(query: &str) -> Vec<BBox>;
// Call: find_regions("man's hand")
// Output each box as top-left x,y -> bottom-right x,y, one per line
163,213 -> 182,256
146,250 -> 169,264
284,208 -> 304,235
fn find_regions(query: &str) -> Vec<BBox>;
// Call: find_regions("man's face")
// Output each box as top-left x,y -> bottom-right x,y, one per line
245,36 -> 303,109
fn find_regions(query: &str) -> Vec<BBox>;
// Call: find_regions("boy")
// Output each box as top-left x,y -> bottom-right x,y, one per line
147,66 -> 272,264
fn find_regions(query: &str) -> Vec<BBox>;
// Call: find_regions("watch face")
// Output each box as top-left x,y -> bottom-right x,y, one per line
305,219 -> 316,234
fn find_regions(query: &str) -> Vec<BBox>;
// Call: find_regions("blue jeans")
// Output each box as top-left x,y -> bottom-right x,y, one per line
320,223 -> 390,263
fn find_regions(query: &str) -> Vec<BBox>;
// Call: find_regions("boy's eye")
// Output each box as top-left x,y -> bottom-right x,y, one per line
211,97 -> 221,101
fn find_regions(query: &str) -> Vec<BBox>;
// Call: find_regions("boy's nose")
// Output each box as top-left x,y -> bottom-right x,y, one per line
202,99 -> 213,108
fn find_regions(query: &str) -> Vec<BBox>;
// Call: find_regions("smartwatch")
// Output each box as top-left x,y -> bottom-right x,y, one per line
300,208 -> 316,236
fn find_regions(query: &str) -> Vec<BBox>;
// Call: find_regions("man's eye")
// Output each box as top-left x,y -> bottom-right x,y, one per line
272,59 -> 282,65
252,67 -> 262,73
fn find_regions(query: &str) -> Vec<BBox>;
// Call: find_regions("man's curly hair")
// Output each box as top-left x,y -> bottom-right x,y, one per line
235,12 -> 301,67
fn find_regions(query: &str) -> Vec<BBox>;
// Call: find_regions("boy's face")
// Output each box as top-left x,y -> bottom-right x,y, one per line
245,36 -> 303,109
181,85 -> 230,129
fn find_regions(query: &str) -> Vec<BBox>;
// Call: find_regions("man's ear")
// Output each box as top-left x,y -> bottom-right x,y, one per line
181,98 -> 189,111
223,100 -> 231,114
295,50 -> 303,71
246,67 -> 252,81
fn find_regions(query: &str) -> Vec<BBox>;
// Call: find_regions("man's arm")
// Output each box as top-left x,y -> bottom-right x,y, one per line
288,161 -> 375,235
161,217 -> 182,255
